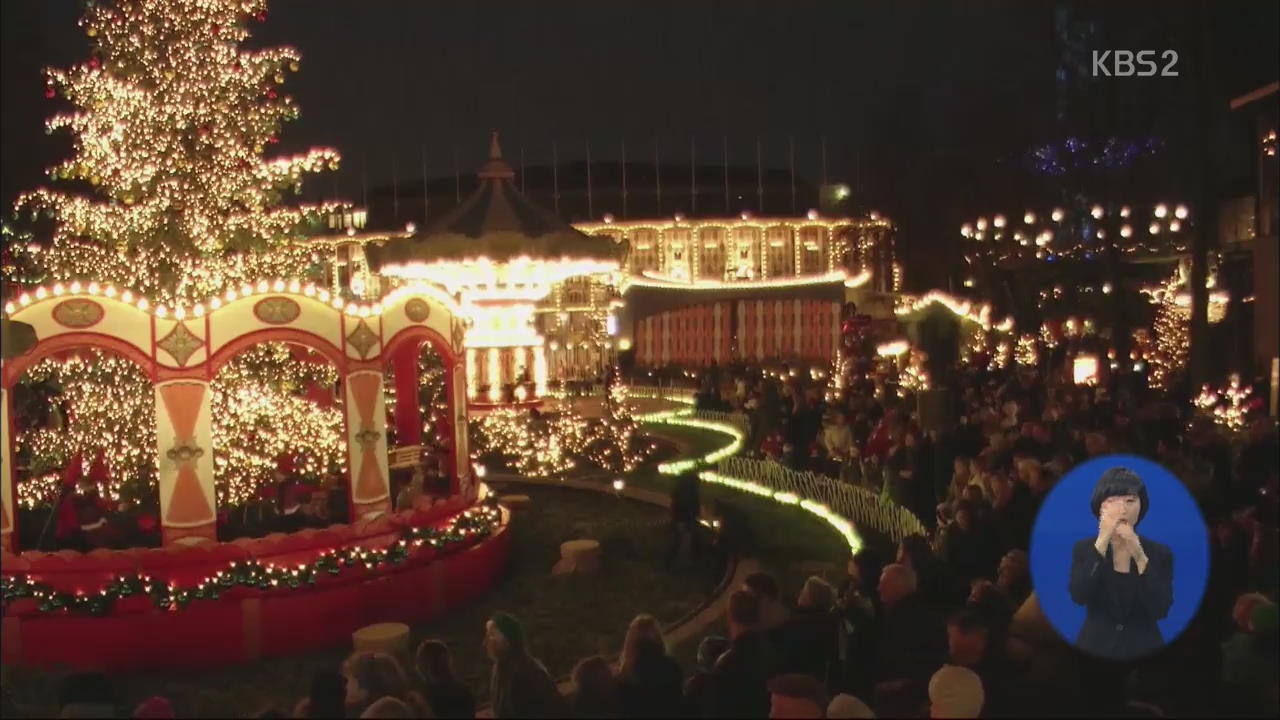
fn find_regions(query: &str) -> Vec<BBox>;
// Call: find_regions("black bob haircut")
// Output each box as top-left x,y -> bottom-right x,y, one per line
1090,467 -> 1149,524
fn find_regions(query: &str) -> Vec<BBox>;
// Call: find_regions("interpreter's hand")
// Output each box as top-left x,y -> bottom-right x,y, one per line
1096,506 -> 1121,554
1114,523 -> 1145,557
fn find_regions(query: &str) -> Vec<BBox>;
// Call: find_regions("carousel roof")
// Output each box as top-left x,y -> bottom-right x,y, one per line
371,133 -> 622,274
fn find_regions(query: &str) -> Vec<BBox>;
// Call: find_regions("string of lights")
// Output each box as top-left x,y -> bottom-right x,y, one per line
0,502 -> 501,616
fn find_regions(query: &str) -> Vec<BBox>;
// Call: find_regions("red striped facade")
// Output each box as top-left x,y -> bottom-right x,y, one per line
634,299 -> 841,367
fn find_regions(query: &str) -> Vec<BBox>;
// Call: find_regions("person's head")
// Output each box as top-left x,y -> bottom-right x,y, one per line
132,696 -> 174,719
414,639 -> 456,684
878,563 -> 918,607
743,571 -> 785,623
1233,593 -> 1274,632
896,534 -> 932,571
572,655 -> 618,705
953,457 -> 972,483
1085,432 -> 1109,457
987,473 -> 1012,506
486,611 -> 526,661
961,484 -> 985,507
620,614 -> 667,674
997,550 -> 1028,592
768,673 -> 829,719
954,501 -> 977,532
305,671 -> 347,719
947,609 -> 991,667
727,589 -> 762,638
358,697 -> 413,719
696,635 -> 730,672
826,694 -> 876,719
798,576 -> 835,611
342,652 -> 410,711
1090,467 -> 1149,527
928,664 -> 985,719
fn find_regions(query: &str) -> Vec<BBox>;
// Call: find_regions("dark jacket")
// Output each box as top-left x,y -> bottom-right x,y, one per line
617,647 -> 684,718
490,653 -> 569,719
771,606 -> 840,682
874,594 -> 946,685
702,630 -> 775,718
1068,536 -> 1174,661
426,679 -> 477,719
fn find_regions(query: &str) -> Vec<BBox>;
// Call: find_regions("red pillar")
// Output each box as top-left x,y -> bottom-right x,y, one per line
391,341 -> 423,446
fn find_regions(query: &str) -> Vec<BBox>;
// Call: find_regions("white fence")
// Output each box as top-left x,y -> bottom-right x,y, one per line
713,456 -> 927,544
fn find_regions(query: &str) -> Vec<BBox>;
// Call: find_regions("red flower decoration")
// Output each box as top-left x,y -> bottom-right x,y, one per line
44,86 -> 56,99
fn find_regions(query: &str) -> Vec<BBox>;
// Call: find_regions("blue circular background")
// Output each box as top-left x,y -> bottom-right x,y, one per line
1029,454 -> 1210,655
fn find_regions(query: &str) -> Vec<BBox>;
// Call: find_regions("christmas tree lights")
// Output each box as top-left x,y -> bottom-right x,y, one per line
17,0 -> 344,305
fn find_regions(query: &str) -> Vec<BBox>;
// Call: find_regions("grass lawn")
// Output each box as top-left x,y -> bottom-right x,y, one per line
1,485 -> 717,719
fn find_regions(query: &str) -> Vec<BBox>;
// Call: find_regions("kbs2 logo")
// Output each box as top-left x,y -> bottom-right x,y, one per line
1092,50 -> 1180,77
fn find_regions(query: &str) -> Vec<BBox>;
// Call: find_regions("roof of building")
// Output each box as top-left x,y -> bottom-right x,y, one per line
370,133 -> 622,270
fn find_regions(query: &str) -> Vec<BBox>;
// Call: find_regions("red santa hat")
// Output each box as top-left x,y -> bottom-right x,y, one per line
87,448 -> 110,485
61,452 -> 84,488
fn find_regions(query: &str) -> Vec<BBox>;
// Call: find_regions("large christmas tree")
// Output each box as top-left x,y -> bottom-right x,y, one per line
17,0 -> 342,303
9,0 -> 349,518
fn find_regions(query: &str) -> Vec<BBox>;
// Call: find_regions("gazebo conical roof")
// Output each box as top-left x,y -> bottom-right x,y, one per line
373,133 -> 621,275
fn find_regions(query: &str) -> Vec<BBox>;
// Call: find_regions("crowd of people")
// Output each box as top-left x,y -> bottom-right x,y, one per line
26,355 -> 1280,718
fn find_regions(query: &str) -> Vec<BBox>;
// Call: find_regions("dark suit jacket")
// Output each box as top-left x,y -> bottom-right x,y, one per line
1068,535 -> 1174,661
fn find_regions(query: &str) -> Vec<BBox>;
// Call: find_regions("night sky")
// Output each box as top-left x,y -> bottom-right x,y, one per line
3,1 -> 1277,287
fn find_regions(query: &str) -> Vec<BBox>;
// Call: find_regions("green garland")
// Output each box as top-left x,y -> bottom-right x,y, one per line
1,501 -> 502,616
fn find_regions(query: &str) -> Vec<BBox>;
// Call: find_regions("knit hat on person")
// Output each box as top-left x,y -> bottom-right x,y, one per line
928,664 -> 985,719
490,611 -> 526,653
133,696 -> 175,719
827,693 -> 876,718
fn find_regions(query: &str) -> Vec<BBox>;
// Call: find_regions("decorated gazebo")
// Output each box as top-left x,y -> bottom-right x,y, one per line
372,133 -> 622,411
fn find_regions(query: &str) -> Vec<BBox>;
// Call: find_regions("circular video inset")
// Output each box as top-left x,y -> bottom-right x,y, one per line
1029,454 -> 1210,662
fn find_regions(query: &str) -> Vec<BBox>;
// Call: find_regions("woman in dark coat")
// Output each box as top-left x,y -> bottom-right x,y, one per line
1069,467 -> 1174,661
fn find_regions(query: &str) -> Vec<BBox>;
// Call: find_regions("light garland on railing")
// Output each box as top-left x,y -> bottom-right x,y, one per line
644,412 -> 745,475
895,290 -> 1012,332
699,470 -> 863,554
0,502 -> 502,616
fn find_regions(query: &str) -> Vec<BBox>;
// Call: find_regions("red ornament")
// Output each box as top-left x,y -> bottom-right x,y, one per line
45,86 -> 56,99
137,513 -> 157,533
268,135 -> 278,144
88,57 -> 100,69
211,24 -> 220,35
266,89 -> 277,100
256,11 -> 267,21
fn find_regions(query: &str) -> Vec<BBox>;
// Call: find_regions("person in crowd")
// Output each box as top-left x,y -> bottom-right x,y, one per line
767,673 -> 829,719
826,693 -> 876,719
293,670 -> 347,718
616,614 -> 683,718
772,576 -> 839,683
986,472 -> 1035,552
926,665 -> 984,719
341,652 -> 427,718
702,590 -> 775,717
667,470 -> 702,569
872,564 -> 945,711
485,612 -> 567,719
56,671 -> 118,718
945,608 -> 1016,716
415,639 -> 476,719
994,549 -> 1030,606
897,534 -> 960,609
742,571 -> 790,630
711,499 -> 756,563
683,636 -> 730,715
1221,596 -> 1279,717
358,697 -> 415,719
823,410 -> 855,479
131,696 -> 174,719
937,456 -> 973,524
569,656 -> 619,719
938,501 -> 997,587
